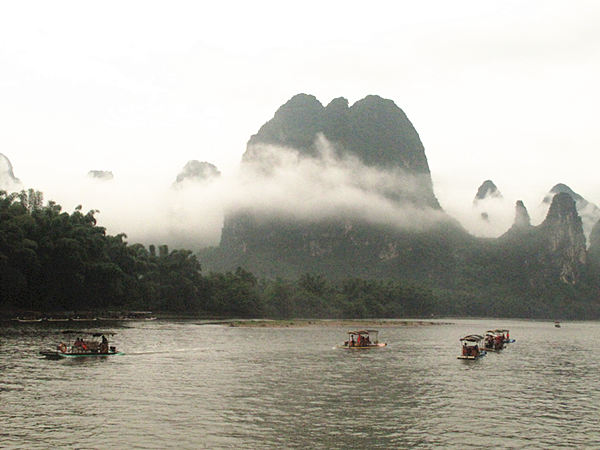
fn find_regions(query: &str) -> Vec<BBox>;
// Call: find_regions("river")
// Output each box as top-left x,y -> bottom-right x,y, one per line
1,318 -> 599,448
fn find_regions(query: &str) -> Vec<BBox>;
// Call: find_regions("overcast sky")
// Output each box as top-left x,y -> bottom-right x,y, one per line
1,1 -> 599,243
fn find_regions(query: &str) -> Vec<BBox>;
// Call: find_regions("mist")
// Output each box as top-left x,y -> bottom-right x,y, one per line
232,136 -> 449,227
10,132 -> 596,250
12,137 -> 454,249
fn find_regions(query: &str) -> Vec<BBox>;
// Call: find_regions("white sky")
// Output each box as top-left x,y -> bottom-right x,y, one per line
1,1 -> 600,243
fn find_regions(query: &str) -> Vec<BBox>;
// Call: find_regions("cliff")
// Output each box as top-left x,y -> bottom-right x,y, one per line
538,192 -> 586,284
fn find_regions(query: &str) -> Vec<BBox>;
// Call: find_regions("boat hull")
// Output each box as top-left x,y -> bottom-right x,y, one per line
457,352 -> 486,360
40,351 -> 123,359
482,347 -> 503,352
340,343 -> 387,349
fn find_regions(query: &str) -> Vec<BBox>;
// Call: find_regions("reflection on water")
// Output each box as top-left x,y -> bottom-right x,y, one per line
2,319 -> 600,448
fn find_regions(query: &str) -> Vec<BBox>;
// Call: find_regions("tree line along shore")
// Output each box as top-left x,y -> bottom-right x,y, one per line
1,189 -> 595,320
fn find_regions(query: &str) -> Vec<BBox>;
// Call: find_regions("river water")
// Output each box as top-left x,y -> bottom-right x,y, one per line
1,318 -> 599,449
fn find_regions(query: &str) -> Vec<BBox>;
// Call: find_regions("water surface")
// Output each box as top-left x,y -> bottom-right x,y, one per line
1,319 -> 599,448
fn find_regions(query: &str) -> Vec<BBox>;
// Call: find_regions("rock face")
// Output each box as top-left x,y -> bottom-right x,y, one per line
538,193 -> 587,284
541,183 -> 600,243
88,170 -> 114,181
501,193 -> 586,284
173,161 -> 220,186
0,153 -> 22,191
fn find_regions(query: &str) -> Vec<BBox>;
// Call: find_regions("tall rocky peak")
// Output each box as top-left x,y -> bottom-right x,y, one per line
539,192 -> 586,284
0,153 -> 22,190
474,180 -> 502,203
340,95 -> 431,174
243,93 -> 439,209
213,94 -> 463,277
500,200 -> 532,239
173,160 -> 221,186
245,94 -> 325,157
541,183 -> 600,243
513,200 -> 531,228
543,183 -> 582,203
543,192 -> 584,228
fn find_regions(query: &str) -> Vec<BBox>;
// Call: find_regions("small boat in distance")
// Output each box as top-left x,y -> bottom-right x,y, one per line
40,332 -> 122,359
458,335 -> 487,360
341,330 -> 387,349
483,330 -> 505,352
97,311 -> 157,321
493,329 -> 515,344
554,321 -> 561,328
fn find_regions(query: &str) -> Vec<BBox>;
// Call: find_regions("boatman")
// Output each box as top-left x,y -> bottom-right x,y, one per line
100,335 -> 109,353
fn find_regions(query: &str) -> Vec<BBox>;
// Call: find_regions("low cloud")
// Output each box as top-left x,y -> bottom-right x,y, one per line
25,136 -> 452,249
231,135 -> 448,228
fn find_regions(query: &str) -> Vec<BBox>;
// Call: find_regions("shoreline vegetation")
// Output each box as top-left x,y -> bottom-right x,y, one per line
0,313 -> 451,328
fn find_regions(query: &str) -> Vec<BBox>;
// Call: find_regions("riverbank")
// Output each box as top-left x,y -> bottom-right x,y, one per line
224,319 -> 451,328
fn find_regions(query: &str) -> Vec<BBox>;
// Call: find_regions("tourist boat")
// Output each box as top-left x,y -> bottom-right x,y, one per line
341,330 -> 387,349
482,330 -> 505,351
39,332 -> 122,359
458,334 -> 487,360
492,329 -> 515,344
554,321 -> 561,328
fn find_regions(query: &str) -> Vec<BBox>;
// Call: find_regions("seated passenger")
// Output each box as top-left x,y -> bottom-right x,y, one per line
74,338 -> 83,351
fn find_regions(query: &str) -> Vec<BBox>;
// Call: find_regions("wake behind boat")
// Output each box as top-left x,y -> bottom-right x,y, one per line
40,332 -> 122,359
